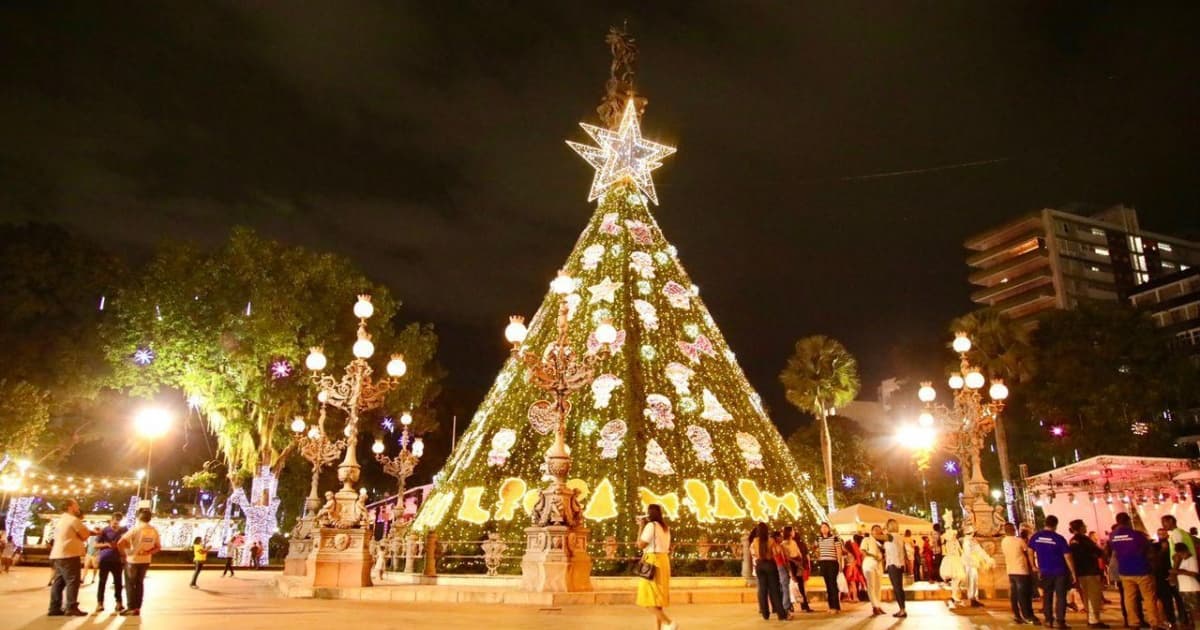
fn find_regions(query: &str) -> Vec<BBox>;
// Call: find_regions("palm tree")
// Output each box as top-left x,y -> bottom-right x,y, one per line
948,308 -> 1034,384
780,335 -> 860,514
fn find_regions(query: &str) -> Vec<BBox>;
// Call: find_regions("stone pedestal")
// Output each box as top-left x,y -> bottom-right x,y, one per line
520,525 -> 592,592
975,536 -> 1007,599
305,527 -> 373,588
283,515 -> 316,577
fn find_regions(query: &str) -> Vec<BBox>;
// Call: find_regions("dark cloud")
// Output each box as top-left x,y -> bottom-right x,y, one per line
2,1 -> 1197,434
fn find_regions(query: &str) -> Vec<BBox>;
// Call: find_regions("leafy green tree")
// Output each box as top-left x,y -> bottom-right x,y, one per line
103,228 -> 443,486
785,417 -> 874,507
1023,302 -> 1199,459
0,223 -> 126,463
780,336 -> 861,512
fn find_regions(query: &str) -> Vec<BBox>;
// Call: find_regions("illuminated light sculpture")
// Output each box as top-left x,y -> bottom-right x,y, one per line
909,332 -> 1011,535
583,478 -> 618,521
638,487 -> 680,519
227,466 -> 280,567
269,359 -> 294,380
495,478 -> 529,521
457,486 -> 491,524
411,25 -> 821,563
566,98 -> 676,206
132,346 -> 155,366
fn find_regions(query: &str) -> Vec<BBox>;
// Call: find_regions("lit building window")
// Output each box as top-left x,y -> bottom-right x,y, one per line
1091,228 -> 1105,236
1160,243 -> 1174,252
1094,247 -> 1110,256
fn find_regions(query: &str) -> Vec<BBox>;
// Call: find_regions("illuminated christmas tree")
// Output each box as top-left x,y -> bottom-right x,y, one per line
412,32 -> 822,554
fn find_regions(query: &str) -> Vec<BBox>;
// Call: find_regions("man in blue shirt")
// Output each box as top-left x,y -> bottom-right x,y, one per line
1030,515 -> 1075,629
1108,512 -> 1162,629
95,513 -> 126,613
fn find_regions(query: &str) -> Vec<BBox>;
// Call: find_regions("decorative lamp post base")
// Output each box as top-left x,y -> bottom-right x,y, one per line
283,515 -> 317,576
962,493 -> 1005,538
520,525 -> 592,592
305,527 -> 374,588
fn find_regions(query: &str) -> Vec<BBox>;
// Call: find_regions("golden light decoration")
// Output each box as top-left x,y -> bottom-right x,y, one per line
567,98 -> 676,205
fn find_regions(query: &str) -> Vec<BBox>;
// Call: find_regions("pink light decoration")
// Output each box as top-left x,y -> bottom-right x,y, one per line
1050,425 -> 1066,437
269,359 -> 293,379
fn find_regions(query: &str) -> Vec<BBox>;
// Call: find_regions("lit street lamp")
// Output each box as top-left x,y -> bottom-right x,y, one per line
506,270 -> 614,528
374,410 -> 424,518
908,332 -> 1010,535
133,406 -> 172,507
304,295 -> 407,523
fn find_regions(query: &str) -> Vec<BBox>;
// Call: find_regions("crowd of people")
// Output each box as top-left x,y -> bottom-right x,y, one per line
630,503 -> 1198,630
31,500 -> 262,617
1005,512 -> 1196,629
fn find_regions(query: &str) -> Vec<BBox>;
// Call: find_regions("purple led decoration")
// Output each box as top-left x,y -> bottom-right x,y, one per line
133,347 -> 155,366
269,359 -> 293,379
381,417 -> 396,433
1050,425 -> 1066,438
944,460 -> 959,475
841,475 -> 857,489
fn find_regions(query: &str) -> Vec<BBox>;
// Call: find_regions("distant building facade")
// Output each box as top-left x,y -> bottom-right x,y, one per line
1129,268 -> 1200,350
965,205 -> 1200,326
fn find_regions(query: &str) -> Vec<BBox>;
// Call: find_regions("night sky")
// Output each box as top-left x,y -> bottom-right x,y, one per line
2,2 -> 1198,436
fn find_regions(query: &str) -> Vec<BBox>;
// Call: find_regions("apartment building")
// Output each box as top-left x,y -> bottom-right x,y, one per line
1129,268 -> 1200,350
964,206 -> 1200,325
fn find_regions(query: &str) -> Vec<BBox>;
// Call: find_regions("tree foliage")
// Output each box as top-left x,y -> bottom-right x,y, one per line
779,335 -> 861,510
785,417 -> 875,506
0,223 -> 125,463
949,308 -> 1035,384
1021,301 -> 1198,458
102,227 -> 444,480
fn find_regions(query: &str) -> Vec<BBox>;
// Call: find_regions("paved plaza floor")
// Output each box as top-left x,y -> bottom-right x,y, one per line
0,566 -> 1127,630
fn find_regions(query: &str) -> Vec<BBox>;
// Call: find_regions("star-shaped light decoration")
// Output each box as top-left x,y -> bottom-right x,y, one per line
567,98 -> 676,205
269,359 -> 293,380
587,276 -> 623,304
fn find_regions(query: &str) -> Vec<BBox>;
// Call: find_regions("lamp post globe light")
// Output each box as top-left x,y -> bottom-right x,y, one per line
504,271 -> 616,592
133,406 -> 172,507
906,332 -> 1012,535
299,294 -> 408,587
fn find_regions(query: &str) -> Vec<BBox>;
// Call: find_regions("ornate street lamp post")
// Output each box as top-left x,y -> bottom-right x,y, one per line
372,410 -> 424,513
372,411 -> 424,572
906,332 -> 1010,536
300,294 -> 407,587
282,406 -> 347,576
504,270 -> 614,592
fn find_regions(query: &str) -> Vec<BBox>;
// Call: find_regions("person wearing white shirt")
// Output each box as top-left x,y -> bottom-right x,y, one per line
635,504 -> 675,630
47,499 -> 100,617
860,525 -> 886,616
1171,541 -> 1200,627
1001,522 -> 1038,624
118,509 -> 161,617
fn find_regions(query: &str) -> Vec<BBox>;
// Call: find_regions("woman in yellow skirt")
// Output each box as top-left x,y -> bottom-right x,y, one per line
636,504 -> 676,630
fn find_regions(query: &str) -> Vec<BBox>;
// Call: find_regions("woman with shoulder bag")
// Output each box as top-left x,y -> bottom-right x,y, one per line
636,504 -> 676,630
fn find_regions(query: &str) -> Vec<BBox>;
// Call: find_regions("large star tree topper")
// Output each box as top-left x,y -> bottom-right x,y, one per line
567,98 -> 677,205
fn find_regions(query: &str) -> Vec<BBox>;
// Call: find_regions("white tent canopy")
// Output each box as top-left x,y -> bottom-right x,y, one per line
1025,455 -> 1198,536
826,503 -> 934,536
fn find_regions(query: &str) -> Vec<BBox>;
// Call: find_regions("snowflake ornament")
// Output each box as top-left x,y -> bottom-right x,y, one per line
701,389 -> 733,422
637,280 -> 652,296
644,394 -> 676,430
